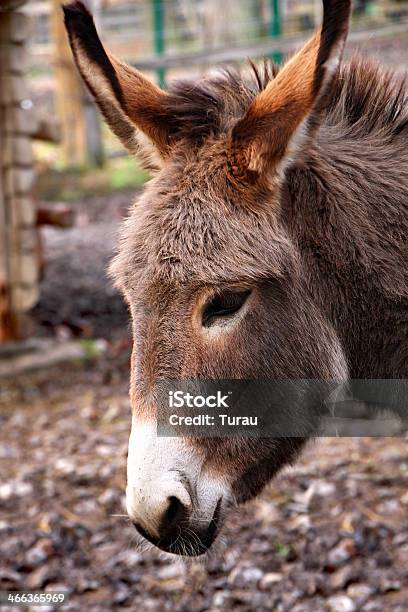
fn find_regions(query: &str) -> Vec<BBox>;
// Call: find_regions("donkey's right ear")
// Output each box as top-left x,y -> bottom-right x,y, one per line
63,1 -> 173,168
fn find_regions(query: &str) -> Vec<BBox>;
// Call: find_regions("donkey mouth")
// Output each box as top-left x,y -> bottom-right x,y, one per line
134,497 -> 223,556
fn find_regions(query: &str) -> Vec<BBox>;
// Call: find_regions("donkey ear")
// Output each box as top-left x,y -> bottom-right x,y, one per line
63,1 -> 173,167
231,0 -> 351,179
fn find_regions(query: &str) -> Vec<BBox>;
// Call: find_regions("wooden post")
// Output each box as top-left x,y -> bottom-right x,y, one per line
50,0 -> 104,167
0,120 -> 12,343
0,0 -> 39,341
313,0 -> 323,27
51,0 -> 86,167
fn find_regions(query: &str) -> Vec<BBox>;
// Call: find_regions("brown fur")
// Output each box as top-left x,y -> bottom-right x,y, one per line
64,0 -> 407,540
107,53 -> 407,502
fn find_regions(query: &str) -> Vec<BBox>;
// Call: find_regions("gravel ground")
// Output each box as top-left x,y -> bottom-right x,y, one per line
2,33 -> 407,612
0,361 -> 407,611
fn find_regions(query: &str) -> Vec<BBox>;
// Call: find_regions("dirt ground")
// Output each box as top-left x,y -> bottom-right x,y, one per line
1,359 -> 407,612
1,33 -> 407,612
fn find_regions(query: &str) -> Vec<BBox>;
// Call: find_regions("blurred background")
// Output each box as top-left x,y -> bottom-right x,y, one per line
0,1 -> 407,610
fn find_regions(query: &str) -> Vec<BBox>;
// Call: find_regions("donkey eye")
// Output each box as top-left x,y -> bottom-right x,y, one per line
202,290 -> 251,328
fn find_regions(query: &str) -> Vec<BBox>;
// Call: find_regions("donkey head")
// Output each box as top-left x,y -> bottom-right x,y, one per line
64,1 -> 350,556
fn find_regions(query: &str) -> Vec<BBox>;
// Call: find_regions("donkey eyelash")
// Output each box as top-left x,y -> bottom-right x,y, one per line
202,289 -> 251,327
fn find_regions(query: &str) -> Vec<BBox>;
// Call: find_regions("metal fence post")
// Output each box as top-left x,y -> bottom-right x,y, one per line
152,0 -> 166,88
269,0 -> 283,64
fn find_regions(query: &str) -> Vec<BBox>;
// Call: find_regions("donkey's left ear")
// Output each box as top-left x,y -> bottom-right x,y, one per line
231,0 -> 351,180
63,1 -> 176,168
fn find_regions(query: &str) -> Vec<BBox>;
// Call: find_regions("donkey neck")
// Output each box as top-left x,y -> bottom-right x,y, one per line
283,134 -> 407,378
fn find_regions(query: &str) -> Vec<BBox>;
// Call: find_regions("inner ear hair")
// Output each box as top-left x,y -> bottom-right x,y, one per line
230,0 -> 352,179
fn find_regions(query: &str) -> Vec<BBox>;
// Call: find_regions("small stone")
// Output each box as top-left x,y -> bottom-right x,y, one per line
327,539 -> 356,568
99,464 -> 115,480
77,577 -> 99,593
280,588 -> 303,609
0,480 -> 33,500
26,565 -> 54,589
314,479 -> 336,497
376,499 -> 401,515
96,444 -> 112,457
26,538 -> 54,566
0,568 -> 22,588
75,464 -> 99,484
73,499 -> 98,515
230,589 -> 266,607
212,590 -> 230,607
45,583 -> 71,594
156,562 -> 185,580
287,514 -> 311,533
228,565 -> 263,586
54,458 -> 75,474
116,550 -> 142,567
292,604 -> 321,612
295,573 -> 317,596
98,488 -> 119,508
379,578 -> 401,593
259,572 -> 283,589
241,567 -> 263,584
394,534 -> 408,547
0,446 -> 18,459
113,582 -> 130,604
221,549 -> 240,572
362,603 -> 382,612
254,499 -> 281,524
101,404 -> 120,423
327,595 -> 357,612
142,571 -> 185,592
330,566 -> 355,590
0,484 -> 13,500
346,583 -> 373,605
81,587 -> 112,605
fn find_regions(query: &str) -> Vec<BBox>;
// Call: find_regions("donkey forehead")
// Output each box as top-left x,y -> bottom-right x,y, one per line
112,162 -> 292,294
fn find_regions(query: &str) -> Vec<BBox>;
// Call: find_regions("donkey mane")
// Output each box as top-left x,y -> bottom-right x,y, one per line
164,56 -> 408,145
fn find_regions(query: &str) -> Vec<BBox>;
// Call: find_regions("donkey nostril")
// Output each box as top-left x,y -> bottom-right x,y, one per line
162,495 -> 188,531
166,496 -> 180,523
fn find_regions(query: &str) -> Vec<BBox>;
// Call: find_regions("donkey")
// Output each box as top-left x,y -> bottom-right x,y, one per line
63,1 -> 407,556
